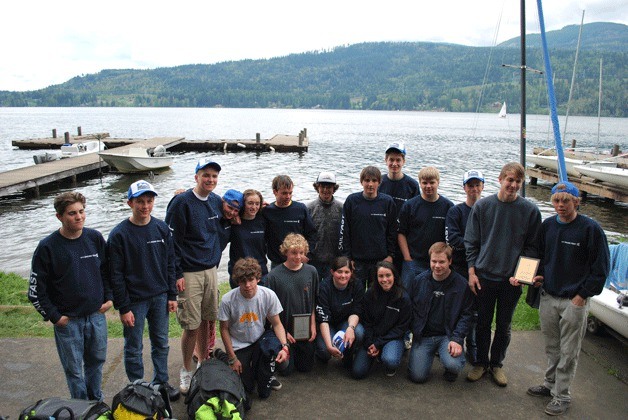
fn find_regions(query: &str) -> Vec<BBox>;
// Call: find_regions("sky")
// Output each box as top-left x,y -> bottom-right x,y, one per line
1,0 -> 626,91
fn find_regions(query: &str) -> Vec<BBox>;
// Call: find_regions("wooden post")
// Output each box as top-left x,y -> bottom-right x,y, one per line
571,139 -> 576,149
77,126 -> 82,136
612,144 -> 620,156
256,133 -> 261,143
52,129 -> 57,138
64,132 -> 70,143
298,131 -> 303,146
303,128 -> 307,138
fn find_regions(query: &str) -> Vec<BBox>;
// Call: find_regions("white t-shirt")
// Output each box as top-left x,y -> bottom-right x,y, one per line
218,286 -> 283,351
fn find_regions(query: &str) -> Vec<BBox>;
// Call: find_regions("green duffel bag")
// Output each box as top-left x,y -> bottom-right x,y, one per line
19,397 -> 111,420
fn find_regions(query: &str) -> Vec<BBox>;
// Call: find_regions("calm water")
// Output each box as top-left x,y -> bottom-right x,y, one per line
1,107 -> 626,276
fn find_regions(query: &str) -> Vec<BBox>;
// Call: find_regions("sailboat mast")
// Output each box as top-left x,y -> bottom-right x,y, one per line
563,10 -> 585,146
597,58 -> 603,146
520,0 -> 527,197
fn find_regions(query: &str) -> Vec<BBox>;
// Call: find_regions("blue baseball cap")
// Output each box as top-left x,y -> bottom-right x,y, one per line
223,189 -> 243,210
128,180 -> 158,199
195,157 -> 221,174
463,170 -> 485,185
385,142 -> 406,156
551,181 -> 579,197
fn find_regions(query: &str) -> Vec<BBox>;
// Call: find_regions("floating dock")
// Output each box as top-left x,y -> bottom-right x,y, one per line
0,137 -> 183,198
12,129 -> 309,153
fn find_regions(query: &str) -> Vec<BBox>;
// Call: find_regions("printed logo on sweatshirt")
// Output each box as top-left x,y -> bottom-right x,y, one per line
371,213 -> 387,217
432,216 -> 446,220
284,220 -> 301,224
250,230 -> 264,235
80,253 -> 99,260
147,239 -> 165,245
386,305 -> 400,312
561,240 -> 580,247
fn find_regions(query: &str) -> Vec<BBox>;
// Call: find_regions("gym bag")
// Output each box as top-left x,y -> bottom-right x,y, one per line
19,397 -> 111,420
111,380 -> 171,420
184,351 -> 246,419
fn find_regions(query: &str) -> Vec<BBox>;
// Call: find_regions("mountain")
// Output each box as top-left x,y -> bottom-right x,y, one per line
498,22 -> 627,52
0,23 -> 626,117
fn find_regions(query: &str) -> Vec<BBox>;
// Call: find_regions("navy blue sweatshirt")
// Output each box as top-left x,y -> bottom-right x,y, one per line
262,201 -> 317,264
540,214 -> 610,299
398,195 -> 454,265
165,189 -> 223,278
29,228 -> 111,324
339,192 -> 397,262
228,216 -> 268,276
361,286 -> 411,350
445,202 -> 473,272
315,276 -> 364,327
108,217 -> 177,314
408,270 -> 473,345
379,174 -> 420,219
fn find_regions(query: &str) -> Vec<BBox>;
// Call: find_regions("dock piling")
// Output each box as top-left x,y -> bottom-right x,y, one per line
256,133 -> 261,143
612,144 -> 620,157
52,129 -> 57,139
77,126 -> 82,136
64,132 -> 70,144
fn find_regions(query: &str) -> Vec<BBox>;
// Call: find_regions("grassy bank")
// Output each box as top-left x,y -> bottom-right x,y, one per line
0,271 -> 540,338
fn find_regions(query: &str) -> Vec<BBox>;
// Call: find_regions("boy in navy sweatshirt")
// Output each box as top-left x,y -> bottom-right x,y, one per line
512,182 -> 609,416
29,191 -> 112,401
109,180 -> 179,401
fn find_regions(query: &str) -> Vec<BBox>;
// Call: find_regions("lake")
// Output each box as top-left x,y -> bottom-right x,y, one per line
0,107 -> 626,276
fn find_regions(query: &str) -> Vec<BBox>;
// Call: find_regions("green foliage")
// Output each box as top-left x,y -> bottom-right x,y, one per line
0,23 -> 625,116
0,272 -> 30,305
511,291 -> 541,331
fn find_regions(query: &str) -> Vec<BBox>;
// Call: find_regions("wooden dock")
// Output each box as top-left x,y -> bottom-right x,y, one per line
527,166 -> 628,203
0,137 -> 183,198
12,130 -> 309,153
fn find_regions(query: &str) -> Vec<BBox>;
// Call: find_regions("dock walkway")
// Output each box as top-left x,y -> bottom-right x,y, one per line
0,137 -> 183,198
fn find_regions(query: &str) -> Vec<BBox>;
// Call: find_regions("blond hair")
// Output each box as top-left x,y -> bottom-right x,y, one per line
279,233 -> 309,256
419,166 -> 440,182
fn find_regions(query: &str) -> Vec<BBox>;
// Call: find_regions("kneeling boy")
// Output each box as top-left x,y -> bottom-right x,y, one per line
407,242 -> 473,383
219,257 -> 289,400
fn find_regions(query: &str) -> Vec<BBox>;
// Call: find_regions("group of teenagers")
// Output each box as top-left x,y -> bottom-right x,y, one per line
28,141 -> 610,417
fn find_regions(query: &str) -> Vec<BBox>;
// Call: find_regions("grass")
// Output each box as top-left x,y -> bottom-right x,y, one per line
0,271 -> 231,338
0,271 -> 539,338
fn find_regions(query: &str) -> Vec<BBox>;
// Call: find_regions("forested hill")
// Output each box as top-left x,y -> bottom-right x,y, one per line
1,22 -> 626,117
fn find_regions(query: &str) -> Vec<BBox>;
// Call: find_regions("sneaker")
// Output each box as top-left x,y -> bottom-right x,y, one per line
385,368 -> 397,377
159,382 -> 181,402
466,366 -> 487,382
179,367 -> 193,395
404,332 -> 413,350
490,367 -> 508,387
270,376 -> 282,390
527,384 -> 552,397
545,398 -> 570,416
443,370 -> 458,382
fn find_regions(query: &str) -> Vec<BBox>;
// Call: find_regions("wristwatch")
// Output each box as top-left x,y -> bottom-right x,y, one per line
348,325 -> 356,330
228,357 -> 237,366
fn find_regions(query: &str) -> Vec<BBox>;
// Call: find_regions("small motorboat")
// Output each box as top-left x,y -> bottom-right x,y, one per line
99,145 -> 173,173
60,140 -> 106,158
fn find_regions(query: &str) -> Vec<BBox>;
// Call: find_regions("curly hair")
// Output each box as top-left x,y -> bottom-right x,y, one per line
232,257 -> 262,284
279,233 -> 309,256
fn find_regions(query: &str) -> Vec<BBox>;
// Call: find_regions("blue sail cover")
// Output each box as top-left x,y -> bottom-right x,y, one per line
536,0 -> 568,182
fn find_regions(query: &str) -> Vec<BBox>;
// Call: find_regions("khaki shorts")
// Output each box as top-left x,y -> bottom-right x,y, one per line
177,268 -> 219,330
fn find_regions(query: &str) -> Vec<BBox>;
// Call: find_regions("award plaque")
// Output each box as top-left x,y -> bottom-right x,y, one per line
514,256 -> 540,285
292,314 -> 311,341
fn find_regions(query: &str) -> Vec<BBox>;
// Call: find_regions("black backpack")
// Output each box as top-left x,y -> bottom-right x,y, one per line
111,380 -> 171,420
19,397 -> 111,420
184,351 -> 246,419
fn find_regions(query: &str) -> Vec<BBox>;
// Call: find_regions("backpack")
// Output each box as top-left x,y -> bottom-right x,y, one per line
19,397 -> 111,420
184,351 -> 246,420
111,381 -> 171,420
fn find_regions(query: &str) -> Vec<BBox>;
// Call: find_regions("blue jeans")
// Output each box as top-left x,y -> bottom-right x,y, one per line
54,311 -> 107,400
352,339 -> 404,379
123,293 -> 170,384
315,321 -> 365,364
408,335 -> 466,383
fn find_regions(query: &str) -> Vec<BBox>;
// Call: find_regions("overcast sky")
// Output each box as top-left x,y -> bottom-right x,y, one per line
1,0 -> 625,91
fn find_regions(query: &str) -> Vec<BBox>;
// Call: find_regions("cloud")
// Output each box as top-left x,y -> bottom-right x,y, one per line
0,0 -> 625,91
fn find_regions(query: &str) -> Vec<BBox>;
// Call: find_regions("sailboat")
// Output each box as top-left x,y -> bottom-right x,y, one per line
498,102 -> 507,118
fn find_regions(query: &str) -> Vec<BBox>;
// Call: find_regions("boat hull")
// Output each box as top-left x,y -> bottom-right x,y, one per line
589,287 -> 628,339
574,165 -> 628,189
99,152 -> 173,173
526,154 -> 586,177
